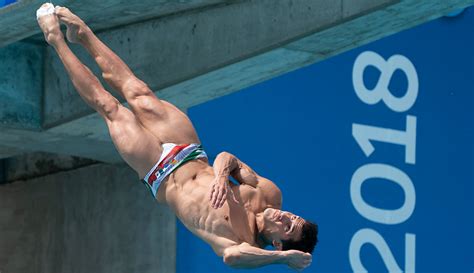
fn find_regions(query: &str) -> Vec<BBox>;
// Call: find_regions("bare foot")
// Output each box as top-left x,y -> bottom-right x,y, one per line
55,6 -> 90,44
36,3 -> 63,45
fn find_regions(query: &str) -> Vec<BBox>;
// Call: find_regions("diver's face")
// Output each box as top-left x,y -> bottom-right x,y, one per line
263,208 -> 305,242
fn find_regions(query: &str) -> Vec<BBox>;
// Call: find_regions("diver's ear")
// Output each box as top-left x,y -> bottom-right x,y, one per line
272,240 -> 283,251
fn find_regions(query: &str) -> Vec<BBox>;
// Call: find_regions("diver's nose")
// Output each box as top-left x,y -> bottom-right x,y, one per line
282,211 -> 293,218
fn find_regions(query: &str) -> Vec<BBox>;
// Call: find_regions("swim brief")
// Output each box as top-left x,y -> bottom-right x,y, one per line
143,143 -> 207,198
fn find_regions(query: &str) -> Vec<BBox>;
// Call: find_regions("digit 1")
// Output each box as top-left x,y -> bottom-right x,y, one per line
352,115 -> 416,164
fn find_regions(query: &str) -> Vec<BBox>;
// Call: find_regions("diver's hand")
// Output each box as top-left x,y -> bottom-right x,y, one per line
284,250 -> 312,271
209,176 -> 238,209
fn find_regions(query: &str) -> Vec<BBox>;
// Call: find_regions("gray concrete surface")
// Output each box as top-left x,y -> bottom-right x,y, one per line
1,152 -> 96,182
0,163 -> 175,273
1,0 -> 472,161
0,42 -> 42,130
0,0 -> 224,48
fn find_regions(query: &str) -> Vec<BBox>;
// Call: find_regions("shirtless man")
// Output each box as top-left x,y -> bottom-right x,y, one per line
36,3 -> 318,270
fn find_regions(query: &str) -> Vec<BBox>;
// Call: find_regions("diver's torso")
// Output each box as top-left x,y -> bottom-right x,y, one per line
158,159 -> 269,254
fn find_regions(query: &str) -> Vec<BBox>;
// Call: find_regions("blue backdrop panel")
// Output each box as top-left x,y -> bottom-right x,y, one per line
0,0 -> 16,8
178,7 -> 473,273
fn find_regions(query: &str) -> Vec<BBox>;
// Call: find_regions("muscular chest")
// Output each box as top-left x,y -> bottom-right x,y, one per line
230,183 -> 269,213
217,200 -> 256,244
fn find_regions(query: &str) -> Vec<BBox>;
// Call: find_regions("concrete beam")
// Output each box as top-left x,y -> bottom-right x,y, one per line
0,145 -> 28,160
1,152 -> 96,182
0,126 -> 121,162
1,0 -> 472,162
0,0 -> 224,48
44,0 -> 396,127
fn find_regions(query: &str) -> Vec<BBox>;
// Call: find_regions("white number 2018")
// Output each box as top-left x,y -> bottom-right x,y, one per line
350,51 -> 418,273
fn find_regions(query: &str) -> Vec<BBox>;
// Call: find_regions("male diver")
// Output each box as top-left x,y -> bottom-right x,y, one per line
36,3 -> 318,270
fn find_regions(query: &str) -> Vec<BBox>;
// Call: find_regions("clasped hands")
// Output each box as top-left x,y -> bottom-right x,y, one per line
209,175 -> 239,209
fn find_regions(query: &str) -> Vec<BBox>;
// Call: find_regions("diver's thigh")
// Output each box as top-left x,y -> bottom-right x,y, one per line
105,105 -> 163,178
135,99 -> 201,144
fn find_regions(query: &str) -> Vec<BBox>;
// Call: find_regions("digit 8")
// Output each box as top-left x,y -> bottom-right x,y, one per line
352,51 -> 419,112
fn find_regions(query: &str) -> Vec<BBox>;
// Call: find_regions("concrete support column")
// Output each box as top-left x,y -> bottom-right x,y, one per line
0,163 -> 175,273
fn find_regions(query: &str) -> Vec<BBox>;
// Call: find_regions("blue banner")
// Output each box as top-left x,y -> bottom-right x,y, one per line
180,7 -> 473,273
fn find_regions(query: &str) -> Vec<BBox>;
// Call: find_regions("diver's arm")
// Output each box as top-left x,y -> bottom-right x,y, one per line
210,152 -> 259,208
222,243 -> 312,270
213,151 -> 259,187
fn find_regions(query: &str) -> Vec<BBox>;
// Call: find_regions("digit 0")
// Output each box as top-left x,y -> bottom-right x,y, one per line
350,163 -> 416,224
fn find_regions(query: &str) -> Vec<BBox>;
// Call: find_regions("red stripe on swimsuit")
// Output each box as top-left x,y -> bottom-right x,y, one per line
147,144 -> 188,186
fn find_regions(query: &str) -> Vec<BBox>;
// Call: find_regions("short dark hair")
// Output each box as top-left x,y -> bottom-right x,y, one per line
281,221 -> 318,253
